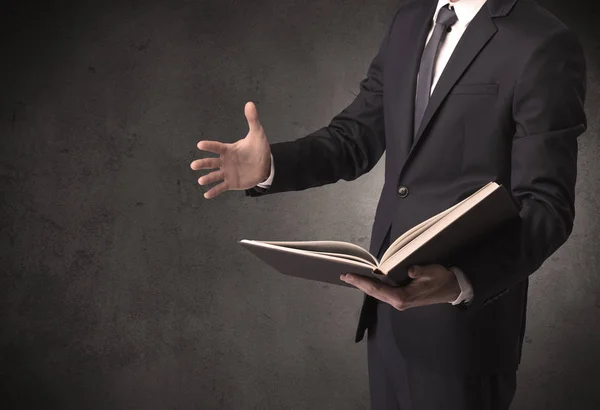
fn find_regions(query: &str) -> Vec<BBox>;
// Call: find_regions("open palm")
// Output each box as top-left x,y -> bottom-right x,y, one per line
190,102 -> 272,199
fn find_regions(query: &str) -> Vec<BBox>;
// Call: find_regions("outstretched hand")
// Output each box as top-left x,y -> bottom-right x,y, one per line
190,101 -> 272,199
340,264 -> 461,310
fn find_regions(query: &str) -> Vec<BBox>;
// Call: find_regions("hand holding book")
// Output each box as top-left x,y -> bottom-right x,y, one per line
340,264 -> 462,311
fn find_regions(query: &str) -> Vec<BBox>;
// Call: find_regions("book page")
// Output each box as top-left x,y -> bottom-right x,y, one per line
380,182 -> 495,264
379,200 -> 462,263
240,240 -> 377,269
379,182 -> 499,273
315,251 -> 379,265
251,240 -> 378,265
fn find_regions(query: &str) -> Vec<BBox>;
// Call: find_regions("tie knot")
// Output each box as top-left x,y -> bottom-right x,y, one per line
436,4 -> 458,27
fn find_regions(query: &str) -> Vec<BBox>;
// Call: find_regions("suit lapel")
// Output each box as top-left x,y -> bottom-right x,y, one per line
390,0 -> 438,170
397,5 -> 498,179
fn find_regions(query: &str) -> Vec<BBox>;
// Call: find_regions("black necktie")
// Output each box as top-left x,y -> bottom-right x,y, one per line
413,4 -> 458,139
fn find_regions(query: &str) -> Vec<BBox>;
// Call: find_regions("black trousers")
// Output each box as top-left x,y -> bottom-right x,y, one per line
366,227 -> 517,410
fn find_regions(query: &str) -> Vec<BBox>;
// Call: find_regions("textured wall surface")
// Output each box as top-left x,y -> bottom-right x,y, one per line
1,0 -> 598,409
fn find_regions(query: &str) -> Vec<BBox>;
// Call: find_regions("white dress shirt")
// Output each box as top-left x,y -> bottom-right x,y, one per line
256,0 -> 487,305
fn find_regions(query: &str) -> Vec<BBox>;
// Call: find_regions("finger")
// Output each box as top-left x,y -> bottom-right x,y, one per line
197,140 -> 227,155
190,157 -> 222,170
198,170 -> 225,186
341,274 -> 398,306
400,277 -> 446,309
204,180 -> 230,199
244,101 -> 262,133
408,264 -> 437,280
408,265 -> 422,279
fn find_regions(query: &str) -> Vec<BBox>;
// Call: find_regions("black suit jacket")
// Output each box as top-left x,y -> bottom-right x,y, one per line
245,0 -> 587,373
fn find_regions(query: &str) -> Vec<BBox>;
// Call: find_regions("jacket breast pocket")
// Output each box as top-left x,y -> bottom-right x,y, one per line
449,83 -> 498,95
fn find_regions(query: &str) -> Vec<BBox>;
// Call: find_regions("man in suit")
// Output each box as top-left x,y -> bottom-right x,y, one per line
190,0 -> 587,408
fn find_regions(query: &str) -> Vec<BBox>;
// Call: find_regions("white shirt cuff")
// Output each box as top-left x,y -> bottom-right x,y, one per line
256,153 -> 274,188
448,266 -> 474,305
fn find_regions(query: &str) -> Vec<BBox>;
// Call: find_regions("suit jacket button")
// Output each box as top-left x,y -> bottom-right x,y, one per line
397,186 -> 409,197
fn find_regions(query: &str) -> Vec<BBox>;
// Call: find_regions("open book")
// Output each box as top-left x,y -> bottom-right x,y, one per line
239,182 -> 520,288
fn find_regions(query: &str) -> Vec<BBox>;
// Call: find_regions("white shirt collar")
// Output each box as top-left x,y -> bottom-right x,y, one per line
434,0 -> 488,26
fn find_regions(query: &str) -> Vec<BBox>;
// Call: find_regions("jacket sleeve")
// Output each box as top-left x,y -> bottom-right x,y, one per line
245,8 -> 403,198
452,27 -> 587,314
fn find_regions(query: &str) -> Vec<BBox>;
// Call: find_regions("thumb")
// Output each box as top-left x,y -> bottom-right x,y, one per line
244,101 -> 262,134
408,265 -> 422,279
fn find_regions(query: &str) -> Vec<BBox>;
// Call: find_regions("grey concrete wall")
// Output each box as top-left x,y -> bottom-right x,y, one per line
0,0 -> 598,409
